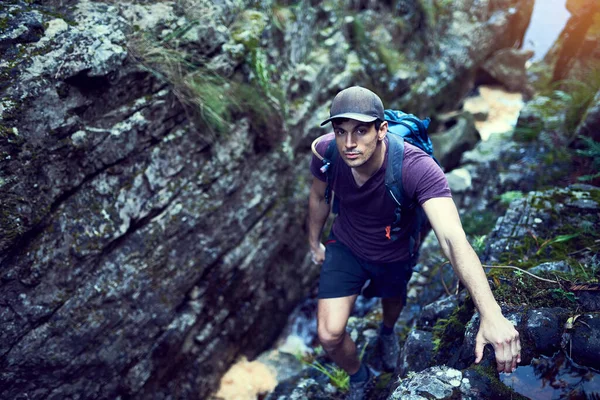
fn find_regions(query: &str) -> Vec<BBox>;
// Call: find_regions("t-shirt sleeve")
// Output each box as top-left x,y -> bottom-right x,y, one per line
310,132 -> 335,182
402,147 -> 452,205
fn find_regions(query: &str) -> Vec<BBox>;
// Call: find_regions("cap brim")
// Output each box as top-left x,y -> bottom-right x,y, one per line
320,113 -> 378,126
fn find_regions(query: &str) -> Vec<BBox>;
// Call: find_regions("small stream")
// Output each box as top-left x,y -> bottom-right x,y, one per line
501,352 -> 600,399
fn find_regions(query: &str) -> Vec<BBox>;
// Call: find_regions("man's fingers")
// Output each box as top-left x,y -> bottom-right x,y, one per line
511,335 -> 520,371
495,341 -> 507,372
503,340 -> 512,373
474,337 -> 485,364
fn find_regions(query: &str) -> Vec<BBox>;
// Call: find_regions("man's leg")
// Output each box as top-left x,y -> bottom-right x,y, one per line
317,294 -> 360,374
379,297 -> 405,371
381,297 -> 405,329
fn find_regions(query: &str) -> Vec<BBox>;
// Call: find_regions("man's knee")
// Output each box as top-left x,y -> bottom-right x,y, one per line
317,324 -> 346,350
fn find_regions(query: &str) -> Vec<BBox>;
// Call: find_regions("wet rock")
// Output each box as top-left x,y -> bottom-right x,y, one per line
572,285 -> 600,312
460,365 -> 528,400
525,308 -> 570,356
398,329 -> 434,377
569,313 -> 600,370
389,365 -> 462,400
460,367 -> 495,399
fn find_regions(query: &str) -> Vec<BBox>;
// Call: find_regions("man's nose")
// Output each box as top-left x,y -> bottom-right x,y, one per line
345,133 -> 356,149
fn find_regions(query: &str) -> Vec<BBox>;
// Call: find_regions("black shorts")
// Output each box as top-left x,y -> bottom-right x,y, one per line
317,236 -> 415,300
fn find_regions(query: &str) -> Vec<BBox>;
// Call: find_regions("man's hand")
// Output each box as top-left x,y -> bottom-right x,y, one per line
474,313 -> 521,373
310,243 -> 326,265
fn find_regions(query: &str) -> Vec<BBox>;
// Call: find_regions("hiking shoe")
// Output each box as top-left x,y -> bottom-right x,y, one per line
379,332 -> 400,371
346,368 -> 373,400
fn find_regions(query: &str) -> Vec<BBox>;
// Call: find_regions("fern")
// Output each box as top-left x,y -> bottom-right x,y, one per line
576,135 -> 600,182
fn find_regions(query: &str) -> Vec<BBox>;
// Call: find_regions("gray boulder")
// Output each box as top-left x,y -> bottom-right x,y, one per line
417,295 -> 460,329
389,365 -> 463,400
480,48 -> 534,96
430,113 -> 480,171
398,329 -> 435,378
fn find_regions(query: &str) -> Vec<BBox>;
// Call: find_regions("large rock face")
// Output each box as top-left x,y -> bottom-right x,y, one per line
0,0 -> 535,398
1,2 -> 314,398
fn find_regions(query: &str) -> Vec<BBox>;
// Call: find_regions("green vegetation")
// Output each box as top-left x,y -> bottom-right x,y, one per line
128,17 -> 284,139
461,210 -> 499,236
307,360 -> 350,391
350,17 -> 368,51
513,123 -> 544,142
537,62 -> 600,138
472,235 -> 487,255
576,135 -> 600,182
296,344 -> 368,392
417,0 -> 453,28
432,297 -> 475,362
514,62 -> 600,149
0,16 -> 9,31
498,190 -> 524,205
560,65 -> 600,135
550,287 -> 577,303
535,233 -> 579,256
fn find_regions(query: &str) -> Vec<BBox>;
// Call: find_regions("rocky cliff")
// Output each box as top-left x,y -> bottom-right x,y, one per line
1,0 -> 537,398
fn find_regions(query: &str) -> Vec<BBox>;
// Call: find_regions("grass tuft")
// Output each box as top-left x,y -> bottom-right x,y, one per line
128,25 -> 284,141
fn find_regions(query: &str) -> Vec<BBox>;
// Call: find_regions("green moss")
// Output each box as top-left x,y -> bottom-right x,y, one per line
377,45 -> 406,75
487,268 -> 578,308
433,297 -> 475,363
462,210 -> 500,236
48,13 -> 77,26
496,189 -> 600,274
418,0 -> 437,28
230,10 -> 267,51
513,123 -> 543,143
0,16 -> 9,31
350,17 -> 368,51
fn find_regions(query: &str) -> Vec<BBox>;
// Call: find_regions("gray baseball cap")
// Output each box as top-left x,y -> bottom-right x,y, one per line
320,86 -> 385,126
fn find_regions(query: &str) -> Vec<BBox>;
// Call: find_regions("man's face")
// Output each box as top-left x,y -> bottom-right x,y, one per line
332,119 -> 387,168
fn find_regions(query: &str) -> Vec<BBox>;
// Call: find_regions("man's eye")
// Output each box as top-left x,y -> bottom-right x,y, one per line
357,129 -> 367,135
335,130 -> 345,136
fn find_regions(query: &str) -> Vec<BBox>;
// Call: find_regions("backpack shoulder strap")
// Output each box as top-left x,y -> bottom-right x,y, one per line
384,133 -> 422,259
384,133 -> 406,210
310,134 -> 338,209
323,139 -> 338,210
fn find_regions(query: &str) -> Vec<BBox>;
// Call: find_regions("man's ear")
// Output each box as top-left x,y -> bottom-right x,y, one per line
378,121 -> 388,141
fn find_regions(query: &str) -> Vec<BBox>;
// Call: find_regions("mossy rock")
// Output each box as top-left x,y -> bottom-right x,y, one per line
230,10 -> 268,51
484,185 -> 600,309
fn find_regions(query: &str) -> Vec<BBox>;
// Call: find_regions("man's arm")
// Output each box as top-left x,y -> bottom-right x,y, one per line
422,197 -> 521,373
307,177 -> 330,264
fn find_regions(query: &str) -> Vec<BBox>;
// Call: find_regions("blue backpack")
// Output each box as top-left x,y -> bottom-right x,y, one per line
312,110 -> 439,259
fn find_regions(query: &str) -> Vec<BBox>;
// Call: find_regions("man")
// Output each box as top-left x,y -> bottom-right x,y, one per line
307,86 -> 521,399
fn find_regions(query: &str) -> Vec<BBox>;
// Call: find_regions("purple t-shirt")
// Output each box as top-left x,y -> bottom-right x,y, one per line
310,132 -> 452,263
